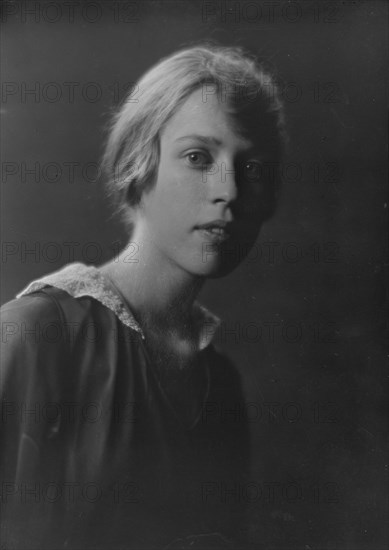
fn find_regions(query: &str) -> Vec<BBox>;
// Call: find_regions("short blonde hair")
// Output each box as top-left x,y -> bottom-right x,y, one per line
102,43 -> 285,228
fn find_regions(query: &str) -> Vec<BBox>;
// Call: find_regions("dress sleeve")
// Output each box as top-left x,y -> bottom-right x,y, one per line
1,291 -> 72,477
0,291 -> 73,549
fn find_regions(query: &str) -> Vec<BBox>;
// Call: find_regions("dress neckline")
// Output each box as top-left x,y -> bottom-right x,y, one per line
17,262 -> 221,350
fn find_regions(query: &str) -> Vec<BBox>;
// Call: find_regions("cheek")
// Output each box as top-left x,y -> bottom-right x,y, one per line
146,165 -> 202,235
156,164 -> 203,214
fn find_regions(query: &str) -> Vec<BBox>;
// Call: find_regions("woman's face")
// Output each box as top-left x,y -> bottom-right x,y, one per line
134,86 -> 273,278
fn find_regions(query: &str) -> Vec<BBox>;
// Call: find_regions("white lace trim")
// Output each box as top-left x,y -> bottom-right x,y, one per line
16,262 -> 220,350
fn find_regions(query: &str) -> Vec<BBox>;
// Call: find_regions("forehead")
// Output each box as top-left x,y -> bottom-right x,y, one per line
160,87 -> 265,153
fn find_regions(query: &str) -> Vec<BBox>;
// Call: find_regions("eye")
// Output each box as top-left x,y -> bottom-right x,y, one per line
185,151 -> 210,167
242,161 -> 262,183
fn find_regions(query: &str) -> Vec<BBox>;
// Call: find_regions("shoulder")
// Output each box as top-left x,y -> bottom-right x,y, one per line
1,286 -> 113,343
1,287 -> 64,323
10,262 -> 145,336
0,286 -> 139,408
1,288 -> 66,348
0,286 -> 126,381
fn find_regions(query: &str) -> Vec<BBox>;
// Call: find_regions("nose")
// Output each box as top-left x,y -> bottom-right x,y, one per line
206,161 -> 239,205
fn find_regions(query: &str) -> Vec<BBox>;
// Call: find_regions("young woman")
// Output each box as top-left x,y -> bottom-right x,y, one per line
1,45 -> 285,549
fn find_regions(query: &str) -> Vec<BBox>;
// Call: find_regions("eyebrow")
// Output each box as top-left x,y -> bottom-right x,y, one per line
173,134 -> 261,156
174,134 -> 223,146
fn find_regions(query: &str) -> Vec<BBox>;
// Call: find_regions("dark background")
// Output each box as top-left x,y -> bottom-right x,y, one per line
1,1 -> 387,548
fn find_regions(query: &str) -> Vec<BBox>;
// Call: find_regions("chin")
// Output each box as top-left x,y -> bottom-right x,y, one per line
188,244 -> 250,279
181,227 -> 262,279
207,231 -> 262,276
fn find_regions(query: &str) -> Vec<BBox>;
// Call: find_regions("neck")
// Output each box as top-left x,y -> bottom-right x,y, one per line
99,237 -> 204,331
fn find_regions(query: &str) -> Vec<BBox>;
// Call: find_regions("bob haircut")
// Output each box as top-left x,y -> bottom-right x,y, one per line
102,43 -> 286,229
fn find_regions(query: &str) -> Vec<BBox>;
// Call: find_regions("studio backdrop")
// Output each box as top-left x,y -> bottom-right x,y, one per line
1,1 -> 387,548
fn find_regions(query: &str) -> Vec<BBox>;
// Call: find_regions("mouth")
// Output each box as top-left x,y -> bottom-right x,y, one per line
195,220 -> 232,243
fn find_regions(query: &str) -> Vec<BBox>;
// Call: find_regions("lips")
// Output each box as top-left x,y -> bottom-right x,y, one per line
195,220 -> 232,242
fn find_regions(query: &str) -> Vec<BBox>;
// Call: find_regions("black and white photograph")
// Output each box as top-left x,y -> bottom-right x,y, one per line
0,1 -> 387,549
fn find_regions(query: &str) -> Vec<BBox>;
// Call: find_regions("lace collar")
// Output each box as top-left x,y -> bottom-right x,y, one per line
17,262 -> 220,350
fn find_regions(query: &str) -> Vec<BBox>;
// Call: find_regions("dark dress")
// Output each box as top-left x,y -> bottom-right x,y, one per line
0,263 -> 249,549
